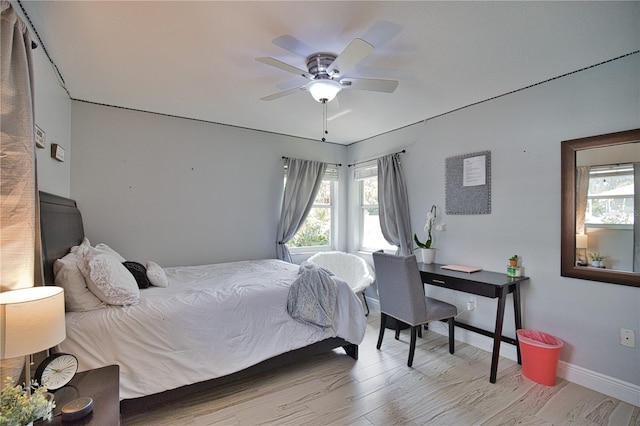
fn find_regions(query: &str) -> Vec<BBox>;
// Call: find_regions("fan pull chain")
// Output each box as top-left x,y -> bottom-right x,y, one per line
321,98 -> 328,142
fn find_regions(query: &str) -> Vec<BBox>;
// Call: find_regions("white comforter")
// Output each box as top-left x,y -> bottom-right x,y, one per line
58,259 -> 366,400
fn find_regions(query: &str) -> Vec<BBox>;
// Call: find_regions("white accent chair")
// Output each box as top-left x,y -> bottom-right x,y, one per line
307,251 -> 375,315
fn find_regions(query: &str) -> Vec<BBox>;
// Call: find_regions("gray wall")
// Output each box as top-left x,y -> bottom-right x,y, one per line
347,54 -> 640,387
31,32 -> 71,196
70,103 -> 347,267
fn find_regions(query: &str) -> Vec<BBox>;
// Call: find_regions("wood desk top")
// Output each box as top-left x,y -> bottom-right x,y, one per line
418,262 -> 529,286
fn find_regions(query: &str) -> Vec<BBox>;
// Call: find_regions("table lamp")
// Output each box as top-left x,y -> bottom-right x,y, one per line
575,234 -> 589,266
0,286 -> 65,395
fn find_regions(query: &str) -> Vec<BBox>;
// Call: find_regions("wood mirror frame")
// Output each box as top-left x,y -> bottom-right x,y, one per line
561,128 -> 640,287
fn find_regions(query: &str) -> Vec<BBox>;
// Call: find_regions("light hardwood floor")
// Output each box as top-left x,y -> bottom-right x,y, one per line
121,307 -> 639,425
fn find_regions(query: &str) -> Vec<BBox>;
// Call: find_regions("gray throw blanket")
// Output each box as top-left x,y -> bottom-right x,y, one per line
287,261 -> 338,328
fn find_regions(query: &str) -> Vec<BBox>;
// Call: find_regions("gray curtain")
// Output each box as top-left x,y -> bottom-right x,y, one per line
377,154 -> 413,255
634,163 -> 639,272
276,158 -> 327,262
1,0 -> 40,384
575,166 -> 590,235
1,0 -> 41,292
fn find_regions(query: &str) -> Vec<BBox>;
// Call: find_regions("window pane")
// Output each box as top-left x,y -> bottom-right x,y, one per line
587,197 -> 634,224
586,168 -> 634,224
362,176 -> 378,205
357,171 -> 397,251
315,180 -> 331,205
287,207 -> 331,248
362,208 -> 396,250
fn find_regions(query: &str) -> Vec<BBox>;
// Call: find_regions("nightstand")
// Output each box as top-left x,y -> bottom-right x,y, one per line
37,364 -> 120,425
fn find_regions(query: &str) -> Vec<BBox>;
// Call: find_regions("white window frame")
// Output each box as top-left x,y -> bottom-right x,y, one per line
286,165 -> 338,254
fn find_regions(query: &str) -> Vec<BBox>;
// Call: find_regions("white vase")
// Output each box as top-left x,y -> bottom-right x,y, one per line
421,248 -> 436,264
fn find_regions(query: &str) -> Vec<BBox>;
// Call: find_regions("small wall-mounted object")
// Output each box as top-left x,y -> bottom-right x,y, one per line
35,124 -> 45,148
51,143 -> 65,162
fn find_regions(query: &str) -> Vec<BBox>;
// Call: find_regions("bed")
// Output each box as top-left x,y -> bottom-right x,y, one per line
39,192 -> 366,404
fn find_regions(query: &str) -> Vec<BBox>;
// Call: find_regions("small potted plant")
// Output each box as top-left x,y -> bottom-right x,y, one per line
0,376 -> 55,426
588,252 -> 605,268
507,255 -> 522,277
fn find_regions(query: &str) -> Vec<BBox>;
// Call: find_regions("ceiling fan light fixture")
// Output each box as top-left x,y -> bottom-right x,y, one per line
308,80 -> 341,103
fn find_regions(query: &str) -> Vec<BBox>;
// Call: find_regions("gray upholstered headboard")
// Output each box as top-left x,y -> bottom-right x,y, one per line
40,191 -> 85,285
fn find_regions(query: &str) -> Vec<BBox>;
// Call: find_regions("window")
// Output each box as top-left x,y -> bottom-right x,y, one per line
355,165 -> 396,252
286,166 -> 338,251
585,164 -> 634,226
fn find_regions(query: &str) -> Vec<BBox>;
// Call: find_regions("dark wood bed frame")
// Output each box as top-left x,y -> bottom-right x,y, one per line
39,191 -> 358,412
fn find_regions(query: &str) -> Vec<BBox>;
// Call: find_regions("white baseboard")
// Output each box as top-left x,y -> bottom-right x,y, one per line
556,361 -> 640,407
425,322 -> 640,406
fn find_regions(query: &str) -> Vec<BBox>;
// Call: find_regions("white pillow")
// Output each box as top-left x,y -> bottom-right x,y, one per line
54,252 -> 105,312
78,249 -> 140,306
146,261 -> 168,287
94,243 -> 126,263
70,237 -> 91,257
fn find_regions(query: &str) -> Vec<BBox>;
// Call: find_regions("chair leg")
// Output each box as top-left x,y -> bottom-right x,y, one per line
448,317 -> 455,354
361,290 -> 370,316
408,326 -> 418,367
395,326 -> 401,340
377,313 -> 387,350
418,325 -> 422,338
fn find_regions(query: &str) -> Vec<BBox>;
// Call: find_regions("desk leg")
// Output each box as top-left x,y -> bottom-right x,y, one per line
513,283 -> 523,364
490,287 -> 508,383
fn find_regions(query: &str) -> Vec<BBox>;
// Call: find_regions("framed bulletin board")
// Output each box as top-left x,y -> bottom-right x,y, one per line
445,150 -> 491,215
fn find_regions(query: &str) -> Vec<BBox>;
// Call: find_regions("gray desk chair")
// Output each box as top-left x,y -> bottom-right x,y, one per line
373,251 -> 458,367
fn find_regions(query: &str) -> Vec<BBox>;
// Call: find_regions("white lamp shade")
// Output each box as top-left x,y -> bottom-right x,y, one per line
0,286 -> 65,359
576,234 -> 589,249
308,80 -> 342,102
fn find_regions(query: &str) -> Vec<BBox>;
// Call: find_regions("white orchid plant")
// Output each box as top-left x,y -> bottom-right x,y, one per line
414,205 -> 444,249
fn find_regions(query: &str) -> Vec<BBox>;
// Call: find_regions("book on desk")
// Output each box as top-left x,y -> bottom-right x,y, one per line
441,264 -> 483,273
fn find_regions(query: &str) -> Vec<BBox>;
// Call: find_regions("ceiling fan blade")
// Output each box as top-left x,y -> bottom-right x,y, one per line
260,85 -> 306,101
256,57 -> 313,79
277,77 -> 309,90
272,35 -> 315,58
327,108 -> 353,122
340,77 -> 398,93
326,38 -> 373,77
361,20 -> 403,48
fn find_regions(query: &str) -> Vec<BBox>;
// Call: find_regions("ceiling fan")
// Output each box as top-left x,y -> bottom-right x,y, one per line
256,21 -> 401,104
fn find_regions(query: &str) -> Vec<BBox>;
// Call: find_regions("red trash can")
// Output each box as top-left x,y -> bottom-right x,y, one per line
517,329 -> 564,386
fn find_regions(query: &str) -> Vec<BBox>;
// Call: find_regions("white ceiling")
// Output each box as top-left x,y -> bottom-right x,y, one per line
18,1 -> 639,145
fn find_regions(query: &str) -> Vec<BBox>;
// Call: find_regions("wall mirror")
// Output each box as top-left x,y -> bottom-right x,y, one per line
561,128 -> 640,287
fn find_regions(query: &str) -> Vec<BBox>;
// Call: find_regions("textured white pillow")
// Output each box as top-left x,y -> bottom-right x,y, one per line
78,250 -> 140,306
54,252 -> 105,312
94,243 -> 126,263
146,261 -> 168,287
70,237 -> 91,257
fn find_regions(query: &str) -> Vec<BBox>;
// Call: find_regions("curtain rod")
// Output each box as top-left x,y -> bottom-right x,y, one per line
282,156 -> 342,167
347,149 -> 406,168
